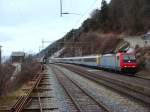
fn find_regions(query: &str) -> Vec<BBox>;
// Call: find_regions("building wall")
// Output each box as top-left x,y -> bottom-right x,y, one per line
124,36 -> 150,48
12,56 -> 24,63
145,59 -> 150,70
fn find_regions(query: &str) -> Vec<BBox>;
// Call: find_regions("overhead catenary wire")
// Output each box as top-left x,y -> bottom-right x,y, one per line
72,0 -> 99,28
60,0 -> 99,28
60,0 -> 82,16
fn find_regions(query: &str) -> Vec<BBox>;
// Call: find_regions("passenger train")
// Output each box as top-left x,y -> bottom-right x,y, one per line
51,52 -> 137,73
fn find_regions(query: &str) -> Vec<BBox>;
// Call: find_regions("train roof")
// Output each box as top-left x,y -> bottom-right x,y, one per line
52,53 -> 136,60
52,55 -> 100,60
102,54 -> 115,56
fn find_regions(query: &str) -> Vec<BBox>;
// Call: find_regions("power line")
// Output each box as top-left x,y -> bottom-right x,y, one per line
72,0 -> 99,28
60,0 -> 99,23
60,0 -> 82,16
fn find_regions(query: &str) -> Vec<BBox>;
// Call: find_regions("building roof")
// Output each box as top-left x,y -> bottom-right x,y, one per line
11,52 -> 25,57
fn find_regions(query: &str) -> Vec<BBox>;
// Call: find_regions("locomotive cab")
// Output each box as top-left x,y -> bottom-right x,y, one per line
120,53 -> 137,73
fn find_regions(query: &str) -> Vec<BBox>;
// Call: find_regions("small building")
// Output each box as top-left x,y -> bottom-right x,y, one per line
11,52 -> 25,63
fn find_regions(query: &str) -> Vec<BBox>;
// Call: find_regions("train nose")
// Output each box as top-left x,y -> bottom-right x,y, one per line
124,64 -> 136,68
128,60 -> 131,63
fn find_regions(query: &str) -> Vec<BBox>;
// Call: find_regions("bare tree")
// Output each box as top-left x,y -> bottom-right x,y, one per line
0,65 -> 15,96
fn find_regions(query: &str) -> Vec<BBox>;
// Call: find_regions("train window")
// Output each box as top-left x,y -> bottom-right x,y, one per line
123,54 -> 136,62
83,58 -> 96,62
124,55 -> 135,60
77,59 -> 80,61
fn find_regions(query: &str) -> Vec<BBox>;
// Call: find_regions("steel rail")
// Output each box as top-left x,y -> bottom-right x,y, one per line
16,74 -> 42,112
36,75 -> 43,112
52,66 -> 110,112
10,68 -> 43,112
58,64 -> 150,104
54,68 -> 82,112
59,69 -> 110,112
38,93 -> 43,112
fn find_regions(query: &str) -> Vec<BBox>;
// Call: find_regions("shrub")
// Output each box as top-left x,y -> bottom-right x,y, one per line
9,62 -> 41,90
0,65 -> 15,96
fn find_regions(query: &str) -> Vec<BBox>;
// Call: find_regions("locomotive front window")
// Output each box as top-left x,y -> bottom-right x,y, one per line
123,54 -> 136,62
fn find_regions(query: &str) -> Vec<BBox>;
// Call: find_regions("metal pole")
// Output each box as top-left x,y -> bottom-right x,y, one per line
42,39 -> 44,49
60,0 -> 62,17
0,46 -> 2,64
91,43 -> 93,54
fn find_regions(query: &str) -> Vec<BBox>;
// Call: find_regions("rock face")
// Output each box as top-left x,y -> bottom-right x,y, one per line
145,50 -> 150,70
136,47 -> 150,71
145,60 -> 150,70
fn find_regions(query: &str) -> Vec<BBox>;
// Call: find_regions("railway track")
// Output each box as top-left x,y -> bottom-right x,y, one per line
1,64 -> 149,112
56,64 -> 150,105
51,65 -> 110,112
23,73 -> 58,112
10,71 -> 43,112
3,66 -> 58,112
134,74 -> 150,81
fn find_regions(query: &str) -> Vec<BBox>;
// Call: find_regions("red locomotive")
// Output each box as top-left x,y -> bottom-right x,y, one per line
51,52 -> 137,74
100,52 -> 137,73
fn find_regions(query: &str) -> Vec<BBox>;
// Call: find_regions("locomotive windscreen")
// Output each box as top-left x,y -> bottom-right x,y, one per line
123,54 -> 136,63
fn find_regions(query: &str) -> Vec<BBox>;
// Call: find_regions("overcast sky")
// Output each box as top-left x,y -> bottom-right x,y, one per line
0,0 -> 110,57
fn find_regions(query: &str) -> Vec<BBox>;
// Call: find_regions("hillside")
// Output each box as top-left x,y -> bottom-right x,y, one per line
38,0 -> 150,70
83,0 -> 150,34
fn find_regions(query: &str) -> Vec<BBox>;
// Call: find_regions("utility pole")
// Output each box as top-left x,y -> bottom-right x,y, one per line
0,46 -> 2,64
42,38 -> 44,49
42,39 -> 53,49
60,0 -> 63,17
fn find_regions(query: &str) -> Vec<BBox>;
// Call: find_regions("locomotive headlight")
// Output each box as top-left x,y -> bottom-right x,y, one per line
124,66 -> 127,67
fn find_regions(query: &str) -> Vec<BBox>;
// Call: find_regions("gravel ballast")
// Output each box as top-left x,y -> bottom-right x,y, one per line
55,65 -> 150,112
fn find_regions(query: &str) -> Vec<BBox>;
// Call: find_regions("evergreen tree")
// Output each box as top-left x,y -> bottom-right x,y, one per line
100,0 -> 109,25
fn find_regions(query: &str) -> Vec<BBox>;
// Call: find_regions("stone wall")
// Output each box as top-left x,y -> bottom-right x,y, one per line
124,36 -> 146,48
